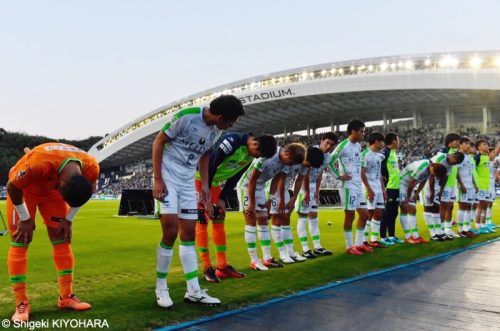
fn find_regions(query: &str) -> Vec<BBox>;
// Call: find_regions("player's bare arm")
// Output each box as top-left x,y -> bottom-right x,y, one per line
152,131 -> 170,200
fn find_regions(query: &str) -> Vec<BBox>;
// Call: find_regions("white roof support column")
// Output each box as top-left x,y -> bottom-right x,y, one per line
446,107 -> 451,132
483,106 -> 489,134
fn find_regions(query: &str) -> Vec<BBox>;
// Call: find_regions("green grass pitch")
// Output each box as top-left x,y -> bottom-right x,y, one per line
0,200 -> 498,330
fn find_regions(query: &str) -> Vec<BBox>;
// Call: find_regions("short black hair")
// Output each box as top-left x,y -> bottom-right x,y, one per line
444,132 -> 461,147
447,151 -> 465,164
368,132 -> 385,145
306,147 -> 324,168
60,174 -> 93,207
475,139 -> 488,149
255,135 -> 277,158
321,132 -> 339,144
432,163 -> 447,179
385,132 -> 399,146
209,95 -> 245,121
459,137 -> 471,144
347,119 -> 365,134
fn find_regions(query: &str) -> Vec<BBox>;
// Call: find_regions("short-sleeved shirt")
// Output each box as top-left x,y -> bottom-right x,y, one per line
9,143 -> 100,195
433,147 -> 458,187
308,145 -> 330,184
162,107 -> 220,183
400,159 -> 430,187
239,147 -> 288,189
489,161 -> 496,192
284,164 -> 308,189
381,148 -> 400,189
328,139 -> 362,189
361,148 -> 384,192
474,154 -> 490,190
457,152 -> 475,188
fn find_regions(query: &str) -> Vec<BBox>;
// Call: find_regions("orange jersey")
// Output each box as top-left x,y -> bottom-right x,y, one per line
8,143 -> 99,194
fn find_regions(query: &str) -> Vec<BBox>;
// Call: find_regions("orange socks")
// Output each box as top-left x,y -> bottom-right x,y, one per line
8,244 -> 28,305
52,243 -> 74,299
196,222 -> 211,270
196,222 -> 228,270
212,222 -> 227,269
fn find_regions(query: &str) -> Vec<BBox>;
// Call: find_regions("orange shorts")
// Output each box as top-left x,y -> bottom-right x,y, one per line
194,179 -> 222,206
6,190 -> 69,236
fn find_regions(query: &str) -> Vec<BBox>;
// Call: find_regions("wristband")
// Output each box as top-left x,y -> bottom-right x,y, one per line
66,207 -> 79,222
14,202 -> 30,221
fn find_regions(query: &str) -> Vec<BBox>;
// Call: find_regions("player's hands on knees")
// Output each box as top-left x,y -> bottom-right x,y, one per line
216,198 -> 226,212
203,201 -> 214,219
153,178 -> 167,200
278,199 -> 286,214
13,218 -> 36,244
245,202 -> 256,218
57,219 -> 73,242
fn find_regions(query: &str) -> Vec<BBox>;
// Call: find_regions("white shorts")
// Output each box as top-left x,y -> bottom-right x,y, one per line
477,189 -> 490,202
341,187 -> 367,211
238,185 -> 268,213
440,186 -> 457,203
270,191 -> 291,214
295,188 -> 319,214
366,190 -> 385,210
423,181 -> 441,207
399,184 -> 416,206
487,188 -> 496,202
458,188 -> 476,204
159,179 -> 198,220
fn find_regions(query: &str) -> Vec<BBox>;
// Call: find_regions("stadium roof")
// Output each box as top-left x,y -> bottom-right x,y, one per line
89,50 -> 500,167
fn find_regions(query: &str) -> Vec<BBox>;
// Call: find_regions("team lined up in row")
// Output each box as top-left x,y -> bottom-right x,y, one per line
150,96 -> 497,308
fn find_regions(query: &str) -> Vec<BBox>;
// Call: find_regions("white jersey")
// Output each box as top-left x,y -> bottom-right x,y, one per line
431,153 -> 453,176
284,164 -> 308,189
239,147 -> 288,189
361,148 -> 384,192
489,162 -> 496,192
400,159 -> 431,187
328,139 -> 362,189
162,107 -> 220,183
457,153 -> 475,188
309,145 -> 330,184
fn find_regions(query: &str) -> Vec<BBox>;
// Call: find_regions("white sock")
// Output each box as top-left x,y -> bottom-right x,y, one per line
258,225 -> 272,261
400,214 -> 411,239
475,208 -> 482,225
282,225 -> 295,255
409,214 -> 419,238
457,209 -> 465,232
486,207 -> 492,224
370,219 -> 381,242
363,220 -> 371,243
308,217 -> 321,249
271,225 -> 286,257
179,241 -> 200,295
355,227 -> 364,247
245,225 -> 258,262
156,243 -> 173,289
423,212 -> 435,236
297,217 -> 310,252
462,210 -> 470,231
443,221 -> 451,233
344,229 -> 353,249
433,214 -> 443,235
